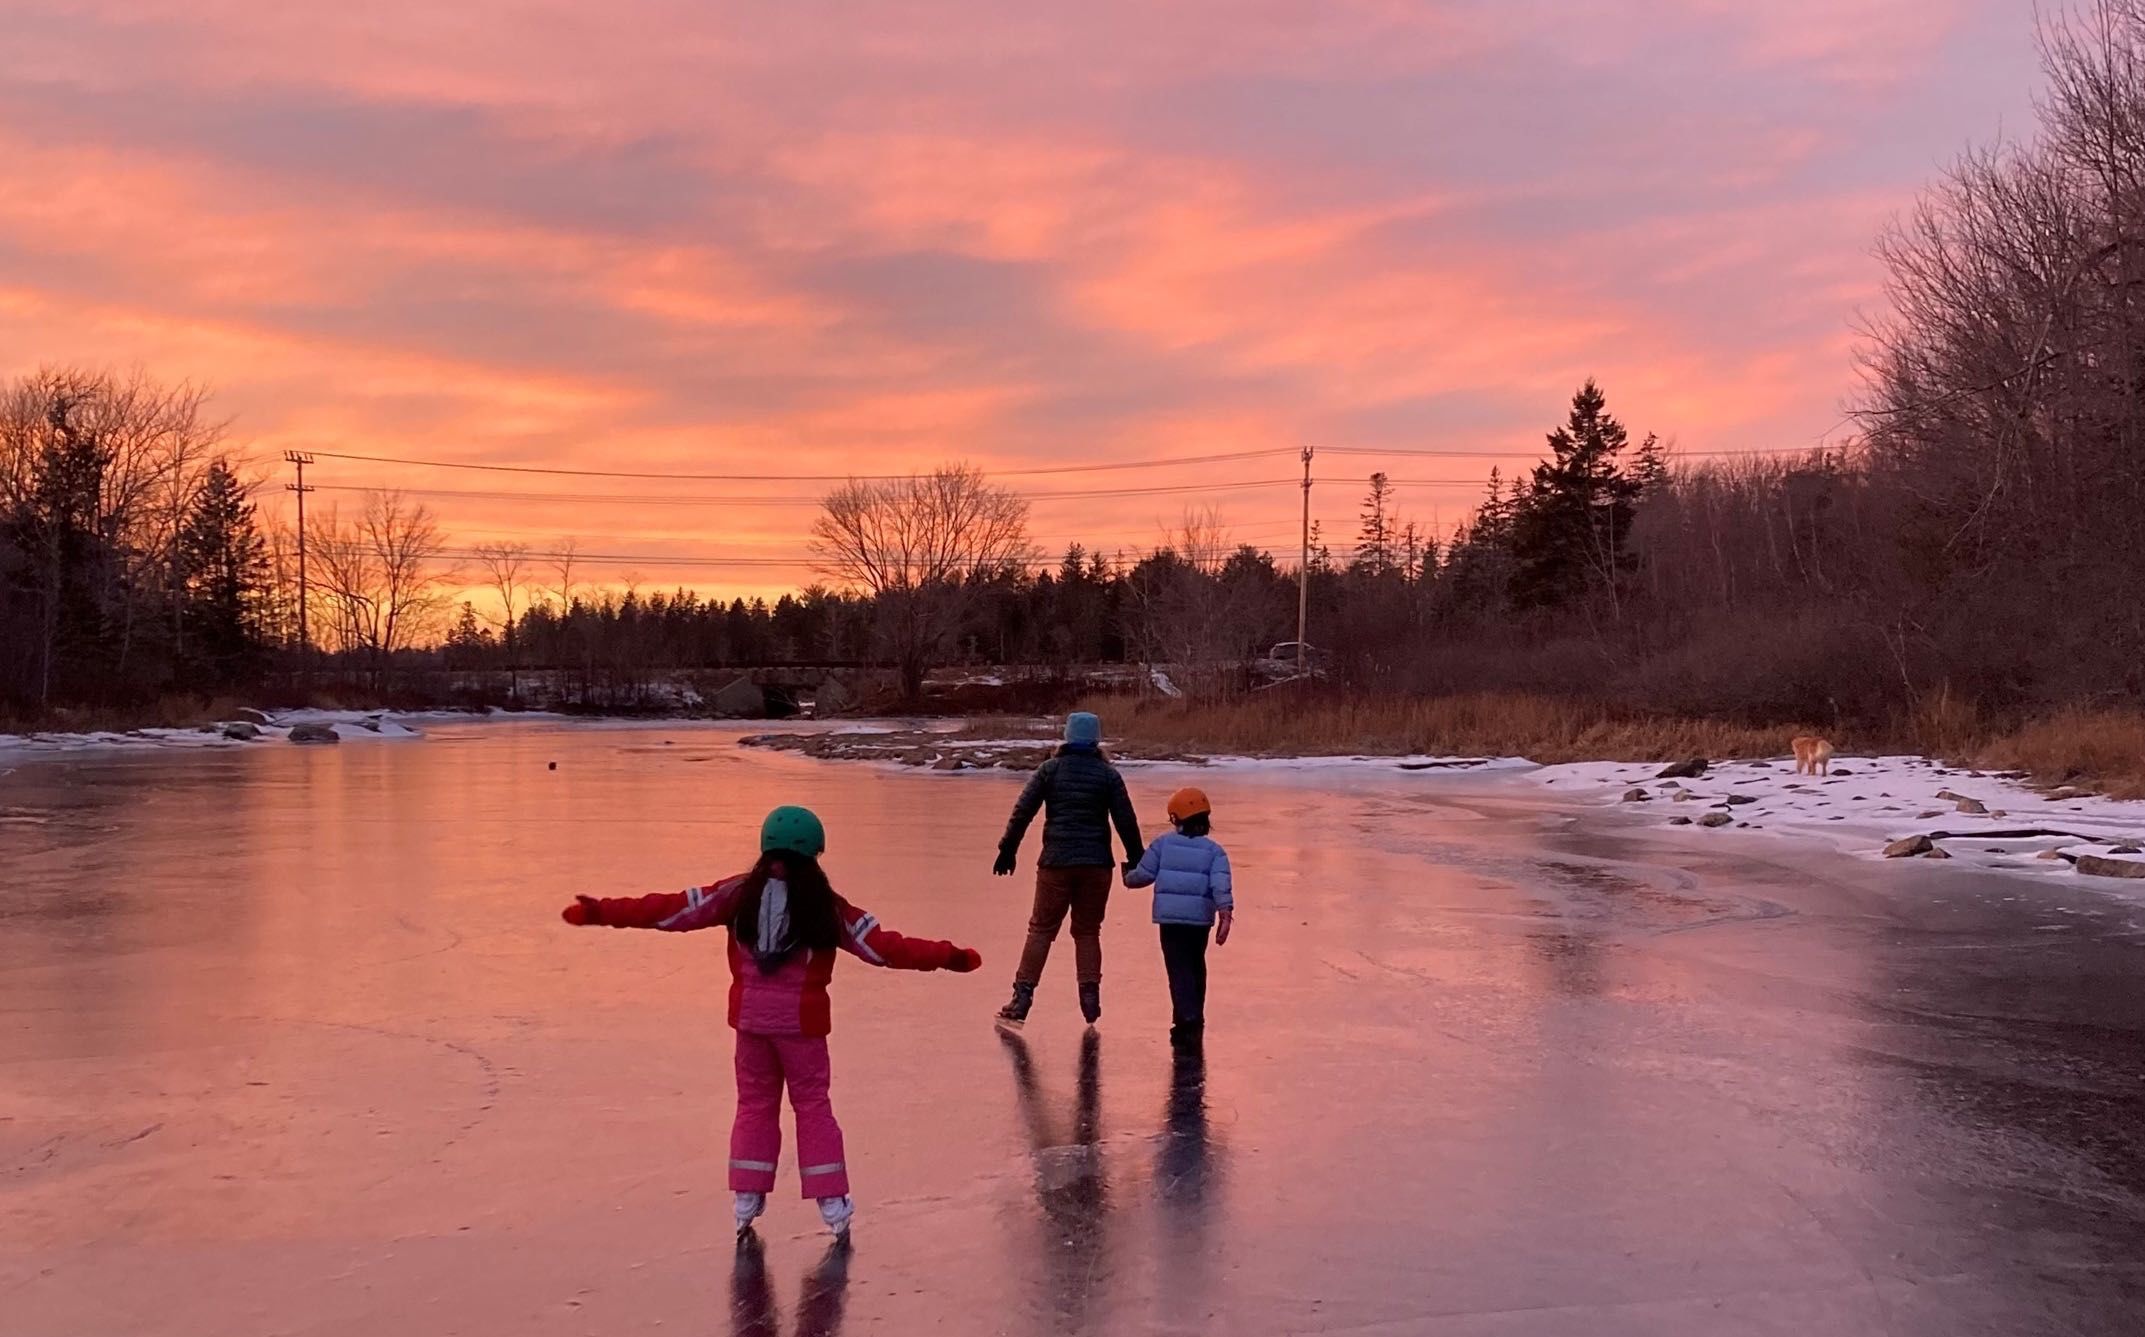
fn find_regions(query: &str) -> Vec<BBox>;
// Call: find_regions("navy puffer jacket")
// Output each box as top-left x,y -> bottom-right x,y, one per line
999,745 -> 1145,868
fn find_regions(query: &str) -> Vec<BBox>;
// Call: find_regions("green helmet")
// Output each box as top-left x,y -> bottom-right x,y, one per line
760,805 -> 827,857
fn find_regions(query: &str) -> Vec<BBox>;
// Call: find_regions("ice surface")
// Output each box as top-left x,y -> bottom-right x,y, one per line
3,723 -> 2144,1335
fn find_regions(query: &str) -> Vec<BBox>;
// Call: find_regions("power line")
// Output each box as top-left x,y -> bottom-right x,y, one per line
440,548 -> 1099,570
1321,443 -> 1836,460
304,446 -> 1296,482
308,478 -> 1300,504
441,523 -> 1302,550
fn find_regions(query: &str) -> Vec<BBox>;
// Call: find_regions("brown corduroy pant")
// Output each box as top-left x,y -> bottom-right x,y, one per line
1013,865 -> 1113,986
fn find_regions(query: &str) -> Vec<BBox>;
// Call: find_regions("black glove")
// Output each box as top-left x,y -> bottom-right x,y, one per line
1121,860 -> 1138,879
993,848 -> 1017,877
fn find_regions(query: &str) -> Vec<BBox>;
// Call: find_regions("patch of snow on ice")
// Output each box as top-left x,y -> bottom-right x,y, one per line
1537,754 -> 2145,888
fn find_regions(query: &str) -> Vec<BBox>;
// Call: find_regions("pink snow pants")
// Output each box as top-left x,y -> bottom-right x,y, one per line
729,1031 -> 849,1198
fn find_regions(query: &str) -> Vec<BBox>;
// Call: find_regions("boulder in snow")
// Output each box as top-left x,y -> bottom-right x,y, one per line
1668,816 -> 1692,825
288,723 -> 340,745
2037,849 -> 2070,861
1924,848 -> 1952,859
1673,789 -> 1697,802
1657,758 -> 1709,780
1884,835 -> 1935,858
1954,797 -> 1988,815
1723,794 -> 1757,806
1698,812 -> 1733,828
1622,788 -> 1651,803
220,722 -> 261,741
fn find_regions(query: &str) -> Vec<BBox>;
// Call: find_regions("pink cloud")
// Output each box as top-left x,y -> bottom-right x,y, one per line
0,0 -> 2045,596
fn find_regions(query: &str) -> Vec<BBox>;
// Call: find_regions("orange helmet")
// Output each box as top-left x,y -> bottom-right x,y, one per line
1165,787 -> 1212,823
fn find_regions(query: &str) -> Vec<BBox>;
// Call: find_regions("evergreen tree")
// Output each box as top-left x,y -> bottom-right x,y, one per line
1400,521 -> 1437,583
1438,470 -> 1517,615
178,459 -> 269,683
1355,472 -> 1397,575
444,602 -> 489,669
1509,380 -> 1643,611
1631,432 -> 1669,494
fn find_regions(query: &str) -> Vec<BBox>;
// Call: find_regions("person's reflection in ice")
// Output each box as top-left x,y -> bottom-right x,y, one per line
1155,1045 -> 1223,1331
792,1239 -> 851,1337
729,1231 -> 851,1337
1000,1027 -> 1110,1333
729,1233 -> 780,1337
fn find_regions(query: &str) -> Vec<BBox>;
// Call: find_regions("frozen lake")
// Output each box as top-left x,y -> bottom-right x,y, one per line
4,720 -> 2144,1335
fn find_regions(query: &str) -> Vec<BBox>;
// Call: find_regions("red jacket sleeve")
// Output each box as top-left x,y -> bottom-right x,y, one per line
583,876 -> 743,932
834,896 -> 960,971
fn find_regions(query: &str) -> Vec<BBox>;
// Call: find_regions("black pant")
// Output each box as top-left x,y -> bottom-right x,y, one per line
1158,924 -> 1211,1027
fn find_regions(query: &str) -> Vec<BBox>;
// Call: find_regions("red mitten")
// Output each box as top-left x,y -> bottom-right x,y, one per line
561,896 -> 602,926
947,947 -> 983,973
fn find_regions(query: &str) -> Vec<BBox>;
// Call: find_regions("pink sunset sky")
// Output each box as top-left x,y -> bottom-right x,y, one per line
0,1 -> 2042,596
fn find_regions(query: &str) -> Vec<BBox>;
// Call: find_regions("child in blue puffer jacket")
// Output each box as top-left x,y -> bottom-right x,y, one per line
1123,787 -> 1233,1048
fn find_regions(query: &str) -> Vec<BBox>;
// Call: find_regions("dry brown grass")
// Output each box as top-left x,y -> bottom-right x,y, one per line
0,695 -> 246,735
1968,708 -> 2145,799
1051,689 -> 2145,796
1065,691 -> 1811,764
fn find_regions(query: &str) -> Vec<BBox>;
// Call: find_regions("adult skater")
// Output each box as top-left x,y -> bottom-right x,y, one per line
992,711 -> 1145,1027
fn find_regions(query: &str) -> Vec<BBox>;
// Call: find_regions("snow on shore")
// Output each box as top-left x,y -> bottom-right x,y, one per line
1517,753 -> 2145,881
1143,749 -> 2145,889
0,708 -> 432,754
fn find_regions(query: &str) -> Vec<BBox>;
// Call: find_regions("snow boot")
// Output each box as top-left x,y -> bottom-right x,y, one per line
817,1195 -> 855,1239
995,981 -> 1035,1029
734,1190 -> 767,1236
1170,1021 -> 1204,1051
1079,982 -> 1102,1026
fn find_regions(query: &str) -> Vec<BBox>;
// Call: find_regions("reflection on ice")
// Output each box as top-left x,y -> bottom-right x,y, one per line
730,1233 -> 850,1337
1000,1028 -> 1110,1331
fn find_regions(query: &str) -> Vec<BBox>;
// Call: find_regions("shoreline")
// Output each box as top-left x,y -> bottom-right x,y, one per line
0,706 -> 532,754
738,725 -> 2145,892
10,708 -> 2143,892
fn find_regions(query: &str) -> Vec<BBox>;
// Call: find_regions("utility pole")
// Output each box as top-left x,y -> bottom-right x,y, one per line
284,451 -> 315,664
1297,446 -> 1314,676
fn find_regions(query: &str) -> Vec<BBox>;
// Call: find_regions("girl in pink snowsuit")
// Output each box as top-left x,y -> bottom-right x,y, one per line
561,805 -> 980,1238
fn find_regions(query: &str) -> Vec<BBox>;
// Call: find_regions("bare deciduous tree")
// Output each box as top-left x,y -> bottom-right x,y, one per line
1854,0 -> 2145,690
475,540 -> 531,699
309,491 -> 448,689
0,368 -> 229,706
548,536 -> 580,612
810,463 -> 1032,700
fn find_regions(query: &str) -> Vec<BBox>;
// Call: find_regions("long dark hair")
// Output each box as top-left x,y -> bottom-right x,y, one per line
732,850 -> 842,971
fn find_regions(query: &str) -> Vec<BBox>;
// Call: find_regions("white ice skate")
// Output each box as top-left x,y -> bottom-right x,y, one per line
817,1195 -> 854,1239
734,1190 -> 767,1236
